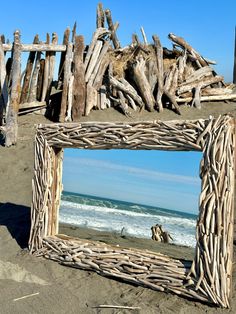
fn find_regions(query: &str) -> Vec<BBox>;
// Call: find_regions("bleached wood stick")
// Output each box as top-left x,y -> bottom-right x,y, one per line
41,33 -> 50,101
84,28 -> 109,70
168,33 -> 208,67
177,76 -> 224,95
65,75 -> 74,121
94,305 -> 141,310
5,30 -> 21,147
109,75 -> 144,108
20,35 -> 39,103
85,39 -> 103,82
132,57 -> 155,111
152,35 -> 164,112
105,9 -> 120,49
140,26 -> 148,45
96,3 -> 105,28
176,93 -> 236,103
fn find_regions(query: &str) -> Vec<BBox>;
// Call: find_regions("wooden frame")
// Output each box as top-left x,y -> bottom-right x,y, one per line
29,115 -> 235,308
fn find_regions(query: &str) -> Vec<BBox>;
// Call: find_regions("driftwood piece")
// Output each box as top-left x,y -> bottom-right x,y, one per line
168,33 -> 208,68
72,35 -> 86,120
151,224 -> 173,243
85,39 -> 103,82
117,90 -> 130,116
59,42 -> 73,122
96,3 -> 105,28
176,93 -> 236,103
0,37 -> 8,123
41,33 -> 50,101
3,43 -> 66,52
46,32 -> 58,102
65,75 -> 74,122
85,84 -> 97,116
183,66 -> 213,85
88,40 -> 110,87
100,85 -> 107,109
132,58 -> 155,111
84,28 -> 109,71
20,35 -> 39,103
109,75 -> 144,108
152,35 -> 164,112
28,51 -> 41,102
5,30 -> 21,146
146,58 -> 158,93
140,26 -> 148,45
177,75 -> 224,95
57,27 -> 70,89
132,57 -> 155,111
105,9 -> 120,49
37,59 -> 45,100
93,54 -> 110,90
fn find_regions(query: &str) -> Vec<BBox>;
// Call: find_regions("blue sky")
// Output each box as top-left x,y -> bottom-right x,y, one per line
0,0 -> 235,81
62,149 -> 202,214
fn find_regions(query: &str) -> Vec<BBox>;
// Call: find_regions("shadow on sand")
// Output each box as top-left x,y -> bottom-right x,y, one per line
0,202 -> 31,249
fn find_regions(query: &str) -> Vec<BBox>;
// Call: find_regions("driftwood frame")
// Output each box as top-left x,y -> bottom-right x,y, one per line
29,115 -> 235,308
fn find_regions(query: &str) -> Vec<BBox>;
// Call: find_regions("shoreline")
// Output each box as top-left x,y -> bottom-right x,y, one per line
59,222 -> 195,261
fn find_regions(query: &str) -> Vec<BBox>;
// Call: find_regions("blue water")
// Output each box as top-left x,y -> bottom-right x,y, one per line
59,191 -> 197,247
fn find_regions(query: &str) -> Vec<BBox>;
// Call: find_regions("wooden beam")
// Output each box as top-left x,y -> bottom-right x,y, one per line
20,35 -> 39,103
72,35 -> 86,120
2,43 -> 66,52
5,30 -> 21,146
59,42 -> 73,122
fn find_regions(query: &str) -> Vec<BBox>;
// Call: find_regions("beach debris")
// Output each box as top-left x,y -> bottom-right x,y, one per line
93,304 -> 141,310
151,224 -> 173,243
13,292 -> 40,302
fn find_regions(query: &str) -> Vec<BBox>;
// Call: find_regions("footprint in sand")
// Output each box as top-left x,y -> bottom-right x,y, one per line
0,260 -> 48,285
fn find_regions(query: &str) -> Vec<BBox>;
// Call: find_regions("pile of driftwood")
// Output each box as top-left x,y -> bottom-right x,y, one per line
59,3 -> 236,120
151,224 -> 173,243
1,3 -> 236,146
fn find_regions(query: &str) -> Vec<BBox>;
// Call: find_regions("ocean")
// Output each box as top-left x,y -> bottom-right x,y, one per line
59,191 -> 197,248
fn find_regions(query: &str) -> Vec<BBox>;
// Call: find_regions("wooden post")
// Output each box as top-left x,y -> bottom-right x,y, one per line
0,37 -> 8,125
5,30 -> 21,147
57,28 -> 70,89
233,26 -> 236,84
105,9 -> 120,49
28,51 -> 41,102
59,42 -> 73,122
72,35 -> 86,120
37,59 -> 45,100
20,34 -> 39,103
96,3 -> 105,28
46,32 -> 58,102
41,33 -> 50,101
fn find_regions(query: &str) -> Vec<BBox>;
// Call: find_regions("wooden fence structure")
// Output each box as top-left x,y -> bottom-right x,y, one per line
0,3 -> 236,147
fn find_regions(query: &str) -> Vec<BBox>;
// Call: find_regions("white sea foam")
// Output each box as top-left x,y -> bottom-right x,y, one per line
59,199 -> 196,247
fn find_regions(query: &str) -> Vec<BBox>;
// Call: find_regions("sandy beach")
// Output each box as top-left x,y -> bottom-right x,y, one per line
1,103 -> 236,313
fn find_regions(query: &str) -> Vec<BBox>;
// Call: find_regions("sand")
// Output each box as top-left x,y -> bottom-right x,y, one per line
1,102 -> 236,313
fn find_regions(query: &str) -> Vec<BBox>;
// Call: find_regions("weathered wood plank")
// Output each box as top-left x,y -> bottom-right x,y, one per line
57,27 -> 70,89
5,30 -> 21,146
0,36 -> 8,124
41,34 -> 50,102
72,35 -> 86,120
105,9 -> 120,49
59,42 -> 73,122
2,43 -> 66,52
37,59 -> 45,100
96,3 -> 105,28
20,35 -> 39,103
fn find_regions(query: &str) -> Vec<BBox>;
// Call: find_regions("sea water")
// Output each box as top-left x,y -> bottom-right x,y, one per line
59,191 -> 197,248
